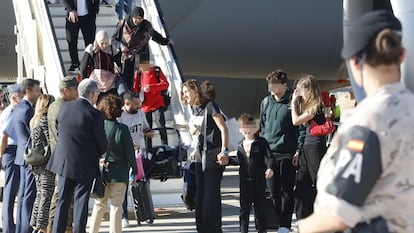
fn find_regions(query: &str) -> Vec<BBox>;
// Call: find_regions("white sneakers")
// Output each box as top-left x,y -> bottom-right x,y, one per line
122,218 -> 130,228
278,227 -> 290,233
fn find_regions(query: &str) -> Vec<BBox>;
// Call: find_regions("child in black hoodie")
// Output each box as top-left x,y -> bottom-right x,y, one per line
233,113 -> 274,233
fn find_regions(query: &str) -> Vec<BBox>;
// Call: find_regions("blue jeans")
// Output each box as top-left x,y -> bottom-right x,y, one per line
115,0 -> 132,20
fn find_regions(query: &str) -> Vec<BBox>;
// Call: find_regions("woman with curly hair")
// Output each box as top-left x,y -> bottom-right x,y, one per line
89,94 -> 138,233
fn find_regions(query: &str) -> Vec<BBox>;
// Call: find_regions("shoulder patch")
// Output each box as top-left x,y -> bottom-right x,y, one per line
326,126 -> 382,207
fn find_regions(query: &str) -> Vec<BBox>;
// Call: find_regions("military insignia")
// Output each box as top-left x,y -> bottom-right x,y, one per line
326,126 -> 382,206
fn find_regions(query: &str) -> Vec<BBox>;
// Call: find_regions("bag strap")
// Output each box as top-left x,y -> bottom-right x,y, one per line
154,66 -> 161,83
203,106 -> 208,158
104,122 -> 118,160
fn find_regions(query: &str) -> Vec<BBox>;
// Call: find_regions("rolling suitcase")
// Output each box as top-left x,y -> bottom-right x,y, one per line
181,161 -> 196,210
130,180 -> 155,225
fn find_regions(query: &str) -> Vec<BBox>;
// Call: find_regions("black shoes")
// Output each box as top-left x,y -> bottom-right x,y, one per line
68,64 -> 79,72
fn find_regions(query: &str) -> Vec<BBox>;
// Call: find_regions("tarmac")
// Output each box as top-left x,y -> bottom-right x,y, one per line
86,167 -> 299,233
0,167 -> 298,233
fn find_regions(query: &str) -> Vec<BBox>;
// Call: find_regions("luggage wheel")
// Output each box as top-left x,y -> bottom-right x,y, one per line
146,219 -> 154,224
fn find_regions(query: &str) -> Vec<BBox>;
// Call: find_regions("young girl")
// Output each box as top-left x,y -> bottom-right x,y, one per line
291,75 -> 327,219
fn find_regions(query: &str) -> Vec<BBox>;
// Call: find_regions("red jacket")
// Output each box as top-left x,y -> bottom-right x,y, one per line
140,67 -> 169,113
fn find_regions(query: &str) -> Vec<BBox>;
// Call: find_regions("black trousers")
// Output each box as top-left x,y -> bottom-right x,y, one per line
145,109 -> 168,150
195,162 -> 224,233
121,47 -> 150,90
266,156 -> 295,229
294,143 -> 327,220
66,14 -> 96,65
52,176 -> 92,233
239,178 -> 266,233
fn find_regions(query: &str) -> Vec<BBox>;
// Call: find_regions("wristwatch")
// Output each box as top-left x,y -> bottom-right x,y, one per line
222,147 -> 229,155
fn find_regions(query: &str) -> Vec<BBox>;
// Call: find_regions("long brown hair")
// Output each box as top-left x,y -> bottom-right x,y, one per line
30,94 -> 55,129
180,79 -> 208,107
296,75 -> 322,116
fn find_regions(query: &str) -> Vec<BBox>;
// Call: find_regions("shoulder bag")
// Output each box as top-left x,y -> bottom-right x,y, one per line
24,125 -> 51,166
221,111 -> 243,152
309,117 -> 335,136
91,123 -> 118,198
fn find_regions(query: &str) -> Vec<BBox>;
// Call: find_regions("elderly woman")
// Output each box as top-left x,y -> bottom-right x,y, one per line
89,94 -> 138,233
181,79 -> 229,233
298,11 -> 414,233
80,30 -> 121,101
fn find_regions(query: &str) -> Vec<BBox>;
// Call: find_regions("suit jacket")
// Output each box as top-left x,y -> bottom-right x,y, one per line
46,98 -> 107,182
12,99 -> 34,166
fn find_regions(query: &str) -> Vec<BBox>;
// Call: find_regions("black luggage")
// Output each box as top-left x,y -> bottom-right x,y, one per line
181,161 -> 196,210
130,180 -> 155,225
145,127 -> 187,181
255,194 -> 279,229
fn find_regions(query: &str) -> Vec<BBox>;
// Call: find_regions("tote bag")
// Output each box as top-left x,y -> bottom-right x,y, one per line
221,111 -> 243,151
225,117 -> 243,151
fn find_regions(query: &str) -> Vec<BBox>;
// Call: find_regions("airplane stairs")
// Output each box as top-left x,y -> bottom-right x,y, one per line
14,0 -> 192,208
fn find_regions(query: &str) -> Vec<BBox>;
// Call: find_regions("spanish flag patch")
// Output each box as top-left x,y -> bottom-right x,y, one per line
347,139 -> 365,152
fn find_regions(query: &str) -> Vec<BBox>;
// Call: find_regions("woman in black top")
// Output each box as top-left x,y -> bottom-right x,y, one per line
291,75 -> 327,219
181,79 -> 229,233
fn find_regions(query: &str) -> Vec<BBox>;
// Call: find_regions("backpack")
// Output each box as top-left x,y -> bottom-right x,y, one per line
133,66 -> 171,108
154,66 -> 171,108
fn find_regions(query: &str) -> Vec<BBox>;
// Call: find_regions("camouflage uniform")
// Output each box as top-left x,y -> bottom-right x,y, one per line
315,82 -> 414,232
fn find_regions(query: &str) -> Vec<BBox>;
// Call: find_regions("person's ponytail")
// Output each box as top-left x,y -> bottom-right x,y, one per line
366,29 -> 403,67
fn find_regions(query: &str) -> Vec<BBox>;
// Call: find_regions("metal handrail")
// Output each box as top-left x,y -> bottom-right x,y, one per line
140,0 -> 192,146
12,0 -> 64,96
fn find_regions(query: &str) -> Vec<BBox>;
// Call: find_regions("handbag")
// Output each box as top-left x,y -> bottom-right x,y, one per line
24,145 -> 51,166
23,127 -> 51,166
89,69 -> 117,93
221,112 -> 243,151
90,123 -> 118,199
201,108 -> 224,171
309,117 -> 335,136
135,152 -> 146,181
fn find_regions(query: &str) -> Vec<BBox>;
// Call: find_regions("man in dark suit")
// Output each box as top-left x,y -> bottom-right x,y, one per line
46,78 -> 107,233
13,78 -> 42,233
63,0 -> 99,71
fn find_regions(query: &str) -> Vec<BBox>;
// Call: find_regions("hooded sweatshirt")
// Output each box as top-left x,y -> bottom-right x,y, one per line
259,89 -> 299,157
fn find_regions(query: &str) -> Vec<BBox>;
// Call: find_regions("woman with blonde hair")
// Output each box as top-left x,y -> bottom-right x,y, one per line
29,94 -> 55,233
291,75 -> 327,220
181,79 -> 229,233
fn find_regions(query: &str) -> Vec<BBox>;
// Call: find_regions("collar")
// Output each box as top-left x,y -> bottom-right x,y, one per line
79,96 -> 92,105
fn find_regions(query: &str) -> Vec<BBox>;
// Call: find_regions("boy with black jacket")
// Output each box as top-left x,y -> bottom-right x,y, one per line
232,113 -> 274,233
